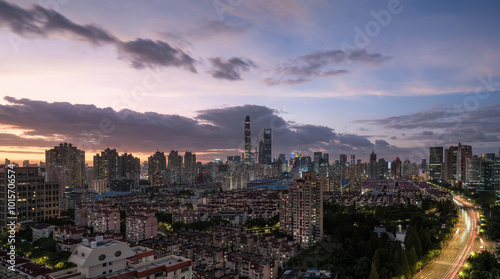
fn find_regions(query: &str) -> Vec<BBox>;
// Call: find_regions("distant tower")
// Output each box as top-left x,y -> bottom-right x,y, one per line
369,149 -> 378,178
244,116 -> 252,166
258,140 -> 264,164
263,128 -> 272,165
340,154 -> 347,166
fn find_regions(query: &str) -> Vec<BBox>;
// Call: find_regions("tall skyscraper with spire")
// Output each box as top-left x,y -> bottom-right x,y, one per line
244,116 -> 252,166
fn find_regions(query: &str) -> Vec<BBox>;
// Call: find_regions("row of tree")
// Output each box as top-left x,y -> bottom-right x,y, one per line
286,199 -> 457,279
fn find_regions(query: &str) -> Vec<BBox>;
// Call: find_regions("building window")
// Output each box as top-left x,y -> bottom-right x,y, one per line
103,263 -> 107,267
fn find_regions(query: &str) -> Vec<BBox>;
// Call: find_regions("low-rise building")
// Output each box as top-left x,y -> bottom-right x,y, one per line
32,223 -> 57,241
227,252 -> 278,279
46,237 -> 193,279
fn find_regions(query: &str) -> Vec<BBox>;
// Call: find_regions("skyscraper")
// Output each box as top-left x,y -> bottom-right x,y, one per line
118,153 -> 140,185
323,153 -> 329,165
148,150 -> 167,178
339,154 -> 347,167
457,143 -> 472,182
168,150 -> 183,184
494,154 -> 500,191
313,152 -> 323,173
258,140 -> 264,164
481,153 -> 495,190
429,147 -> 443,181
378,158 -> 388,178
393,157 -> 402,178
350,155 -> 355,166
280,171 -> 323,248
263,128 -> 272,165
369,150 -> 378,178
46,142 -> 85,188
183,151 -> 197,184
0,167 -> 60,227
444,146 -> 458,183
93,148 -> 119,185
444,143 -> 472,184
244,116 -> 252,166
465,155 -> 481,185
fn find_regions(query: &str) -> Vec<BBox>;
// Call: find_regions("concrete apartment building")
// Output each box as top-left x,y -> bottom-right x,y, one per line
126,210 -> 158,243
280,171 -> 324,249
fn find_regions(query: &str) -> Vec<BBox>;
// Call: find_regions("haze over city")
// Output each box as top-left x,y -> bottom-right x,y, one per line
0,0 -> 499,164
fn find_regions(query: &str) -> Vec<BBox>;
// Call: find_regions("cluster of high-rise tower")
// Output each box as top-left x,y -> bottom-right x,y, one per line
243,115 -> 273,166
429,143 -> 500,190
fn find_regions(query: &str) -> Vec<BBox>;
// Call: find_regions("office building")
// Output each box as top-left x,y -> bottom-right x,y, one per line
339,154 -> 347,167
0,167 -> 60,227
368,150 -> 378,178
429,147 -> 443,181
263,128 -> 272,165
313,152 -> 323,173
457,143 -> 472,182
481,153 -> 495,190
465,155 -> 481,185
392,157 -> 402,178
244,116 -> 252,166
258,140 -> 264,164
323,153 -> 329,165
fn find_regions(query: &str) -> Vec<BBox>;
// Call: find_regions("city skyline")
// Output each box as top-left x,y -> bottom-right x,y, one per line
0,1 -> 500,163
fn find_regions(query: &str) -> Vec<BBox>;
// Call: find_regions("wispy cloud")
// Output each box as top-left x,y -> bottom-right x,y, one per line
0,1 -> 197,72
207,57 -> 256,81
265,49 -> 389,86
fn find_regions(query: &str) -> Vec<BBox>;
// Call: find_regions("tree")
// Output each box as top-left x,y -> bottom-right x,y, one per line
400,250 -> 412,278
368,262 -> 379,279
407,247 -> 419,273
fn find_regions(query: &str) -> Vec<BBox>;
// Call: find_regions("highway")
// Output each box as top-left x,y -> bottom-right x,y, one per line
414,196 -> 479,279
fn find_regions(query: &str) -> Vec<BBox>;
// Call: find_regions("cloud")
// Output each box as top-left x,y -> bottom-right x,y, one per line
34,5 -> 117,45
197,20 -> 249,37
356,103 -> 500,146
0,1 -> 196,73
263,77 -> 310,86
207,57 -> 256,81
118,39 -> 196,71
265,49 -> 389,86
0,97 -> 388,160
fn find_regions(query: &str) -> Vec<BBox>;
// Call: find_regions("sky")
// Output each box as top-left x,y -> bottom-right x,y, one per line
0,0 -> 499,165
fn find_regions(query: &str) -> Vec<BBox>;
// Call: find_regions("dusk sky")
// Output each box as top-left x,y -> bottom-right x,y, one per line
0,0 -> 499,164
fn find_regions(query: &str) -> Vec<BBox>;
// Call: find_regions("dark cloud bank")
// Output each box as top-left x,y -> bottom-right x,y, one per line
0,97 -> 407,160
